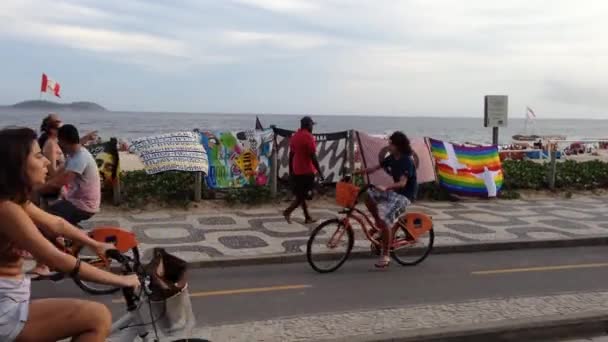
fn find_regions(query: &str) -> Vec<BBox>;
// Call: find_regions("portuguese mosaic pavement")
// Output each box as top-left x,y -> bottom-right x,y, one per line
83,197 -> 608,263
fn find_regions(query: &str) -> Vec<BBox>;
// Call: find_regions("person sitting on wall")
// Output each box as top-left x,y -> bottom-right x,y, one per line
38,124 -> 101,225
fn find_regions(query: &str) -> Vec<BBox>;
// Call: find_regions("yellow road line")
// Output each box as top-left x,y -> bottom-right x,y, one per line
472,262 -> 608,275
111,284 -> 311,303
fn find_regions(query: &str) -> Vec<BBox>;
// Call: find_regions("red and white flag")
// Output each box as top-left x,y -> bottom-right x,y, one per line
41,73 -> 61,97
526,106 -> 536,119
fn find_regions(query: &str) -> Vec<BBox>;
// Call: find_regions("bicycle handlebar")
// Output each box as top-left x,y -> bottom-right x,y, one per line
105,249 -> 139,307
105,249 -> 133,273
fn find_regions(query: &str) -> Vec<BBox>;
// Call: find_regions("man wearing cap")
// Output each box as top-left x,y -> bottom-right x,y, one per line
283,116 -> 324,224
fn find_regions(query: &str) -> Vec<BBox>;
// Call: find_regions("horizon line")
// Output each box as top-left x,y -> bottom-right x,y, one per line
2,100 -> 606,120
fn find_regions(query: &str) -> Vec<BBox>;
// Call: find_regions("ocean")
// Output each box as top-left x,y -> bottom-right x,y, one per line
1,109 -> 606,145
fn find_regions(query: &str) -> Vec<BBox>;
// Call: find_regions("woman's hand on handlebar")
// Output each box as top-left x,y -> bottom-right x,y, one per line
95,242 -> 116,259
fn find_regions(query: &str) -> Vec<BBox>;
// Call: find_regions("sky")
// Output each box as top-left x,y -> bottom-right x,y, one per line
1,0 -> 607,118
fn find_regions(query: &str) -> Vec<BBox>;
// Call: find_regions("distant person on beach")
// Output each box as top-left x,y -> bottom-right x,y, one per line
39,124 -> 101,225
38,114 -> 65,177
357,131 -> 417,268
38,113 -> 99,151
283,116 -> 324,224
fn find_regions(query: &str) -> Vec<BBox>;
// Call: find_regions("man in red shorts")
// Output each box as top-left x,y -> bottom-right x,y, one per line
283,116 -> 324,224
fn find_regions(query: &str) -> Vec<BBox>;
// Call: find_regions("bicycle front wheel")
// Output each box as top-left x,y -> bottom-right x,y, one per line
306,219 -> 354,273
73,245 -> 140,295
391,227 -> 434,266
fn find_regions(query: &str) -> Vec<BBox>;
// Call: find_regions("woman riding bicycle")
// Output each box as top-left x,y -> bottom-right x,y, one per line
0,127 -> 139,342
358,131 -> 417,268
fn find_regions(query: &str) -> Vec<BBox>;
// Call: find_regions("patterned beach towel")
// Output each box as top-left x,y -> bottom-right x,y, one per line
129,132 -> 209,175
200,129 -> 274,189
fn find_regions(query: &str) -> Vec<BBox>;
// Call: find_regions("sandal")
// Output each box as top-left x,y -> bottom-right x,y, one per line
374,257 -> 391,269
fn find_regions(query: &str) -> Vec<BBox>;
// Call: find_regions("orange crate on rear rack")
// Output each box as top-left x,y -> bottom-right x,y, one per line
335,182 -> 359,208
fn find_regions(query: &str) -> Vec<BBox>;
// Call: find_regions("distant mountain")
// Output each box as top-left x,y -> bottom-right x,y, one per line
4,100 -> 107,111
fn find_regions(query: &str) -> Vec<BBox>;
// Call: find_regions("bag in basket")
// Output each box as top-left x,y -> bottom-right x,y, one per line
146,248 -> 195,334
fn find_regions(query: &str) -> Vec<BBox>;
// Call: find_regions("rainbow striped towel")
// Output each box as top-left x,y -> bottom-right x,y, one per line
429,138 -> 503,197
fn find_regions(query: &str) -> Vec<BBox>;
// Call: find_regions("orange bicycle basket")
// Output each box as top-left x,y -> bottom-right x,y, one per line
336,182 -> 360,208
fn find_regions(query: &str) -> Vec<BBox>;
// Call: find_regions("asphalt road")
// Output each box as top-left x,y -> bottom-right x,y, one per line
32,246 -> 608,326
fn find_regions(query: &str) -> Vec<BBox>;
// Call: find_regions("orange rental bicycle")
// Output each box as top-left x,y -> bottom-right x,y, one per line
306,181 -> 434,273
44,226 -> 140,295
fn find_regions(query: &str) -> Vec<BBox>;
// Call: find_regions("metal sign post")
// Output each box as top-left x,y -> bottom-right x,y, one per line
484,95 -> 508,145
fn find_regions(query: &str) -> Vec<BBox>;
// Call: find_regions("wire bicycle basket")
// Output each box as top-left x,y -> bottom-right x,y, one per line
146,248 -> 195,334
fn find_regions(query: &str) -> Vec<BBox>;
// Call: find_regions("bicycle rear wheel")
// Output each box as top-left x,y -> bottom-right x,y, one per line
306,219 -> 354,273
73,245 -> 140,295
391,226 -> 434,266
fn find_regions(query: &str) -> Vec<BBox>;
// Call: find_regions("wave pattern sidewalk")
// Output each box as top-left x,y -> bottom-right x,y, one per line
84,197 -> 608,263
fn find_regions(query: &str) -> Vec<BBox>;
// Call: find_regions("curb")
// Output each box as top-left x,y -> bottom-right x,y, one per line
187,236 -> 608,269
328,310 -> 608,342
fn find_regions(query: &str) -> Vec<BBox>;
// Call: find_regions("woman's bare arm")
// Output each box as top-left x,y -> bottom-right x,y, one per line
0,201 -> 131,287
24,202 -> 109,253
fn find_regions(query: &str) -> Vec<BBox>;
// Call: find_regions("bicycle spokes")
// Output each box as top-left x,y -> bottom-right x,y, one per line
327,225 -> 347,249
307,219 -> 354,273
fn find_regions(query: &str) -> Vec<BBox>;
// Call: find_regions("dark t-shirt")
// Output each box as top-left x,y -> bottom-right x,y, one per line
380,154 -> 417,200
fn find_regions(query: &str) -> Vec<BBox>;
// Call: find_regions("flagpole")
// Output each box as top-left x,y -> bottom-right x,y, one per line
524,108 -> 528,134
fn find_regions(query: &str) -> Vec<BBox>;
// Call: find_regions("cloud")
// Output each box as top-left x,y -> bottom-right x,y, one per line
1,0 -> 112,21
223,30 -> 329,50
0,0 -> 192,68
544,79 -> 608,108
2,0 -> 608,116
231,0 -> 320,13
11,22 -> 187,57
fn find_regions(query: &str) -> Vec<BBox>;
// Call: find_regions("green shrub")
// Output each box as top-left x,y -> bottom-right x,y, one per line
118,159 -> 608,207
120,170 -> 196,207
224,186 -> 272,205
502,159 -> 608,191
502,160 -> 547,190
555,160 -> 608,190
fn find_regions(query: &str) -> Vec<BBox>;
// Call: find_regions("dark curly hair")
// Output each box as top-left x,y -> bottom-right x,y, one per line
0,127 -> 38,204
389,131 -> 412,156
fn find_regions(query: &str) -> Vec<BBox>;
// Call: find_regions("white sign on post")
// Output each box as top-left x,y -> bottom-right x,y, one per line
484,95 -> 508,127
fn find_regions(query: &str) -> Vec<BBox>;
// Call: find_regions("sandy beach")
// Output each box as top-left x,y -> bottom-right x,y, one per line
119,151 -> 145,171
